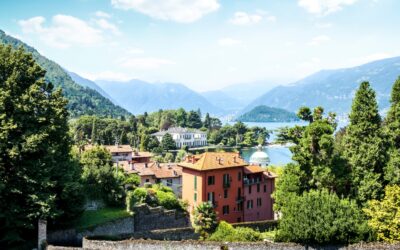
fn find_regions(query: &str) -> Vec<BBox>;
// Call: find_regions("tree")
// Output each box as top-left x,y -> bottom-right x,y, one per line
175,149 -> 187,162
187,110 -> 202,129
276,190 -> 369,244
161,133 -> 176,151
297,106 -> 313,123
176,108 -> 187,127
164,152 -> 175,162
0,45 -> 84,246
80,146 -> 124,206
384,76 -> 400,184
203,113 -> 211,129
91,117 -> 97,144
343,81 -> 387,203
192,202 -> 218,239
364,185 -> 400,243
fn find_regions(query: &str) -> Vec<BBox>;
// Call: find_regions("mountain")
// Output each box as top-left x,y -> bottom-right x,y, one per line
221,81 -> 279,106
237,105 -> 299,122
0,29 -> 130,117
96,79 -> 224,115
67,71 -> 117,104
201,90 -> 245,112
244,57 -> 400,116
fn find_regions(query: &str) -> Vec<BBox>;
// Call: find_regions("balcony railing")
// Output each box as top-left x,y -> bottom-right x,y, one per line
243,178 -> 265,185
236,196 -> 244,203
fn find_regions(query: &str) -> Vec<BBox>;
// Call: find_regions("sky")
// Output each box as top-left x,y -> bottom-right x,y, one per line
0,0 -> 400,91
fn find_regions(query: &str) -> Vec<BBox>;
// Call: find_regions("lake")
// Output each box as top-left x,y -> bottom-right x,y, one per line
230,121 -> 307,166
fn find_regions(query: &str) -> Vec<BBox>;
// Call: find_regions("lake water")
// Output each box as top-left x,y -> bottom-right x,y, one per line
233,121 -> 307,166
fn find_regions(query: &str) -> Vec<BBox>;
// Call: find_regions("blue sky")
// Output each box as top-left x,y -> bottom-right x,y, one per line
1,0 -> 399,91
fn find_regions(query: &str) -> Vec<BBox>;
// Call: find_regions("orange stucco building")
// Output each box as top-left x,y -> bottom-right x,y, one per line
179,152 -> 276,223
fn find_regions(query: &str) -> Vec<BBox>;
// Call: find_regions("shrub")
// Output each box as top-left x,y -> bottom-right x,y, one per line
276,189 -> 370,244
156,190 -> 180,210
192,202 -> 218,239
209,221 -> 262,242
364,185 -> 400,243
126,188 -> 147,212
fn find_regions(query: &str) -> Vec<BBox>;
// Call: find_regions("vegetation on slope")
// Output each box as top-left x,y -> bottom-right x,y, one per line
237,105 -> 299,122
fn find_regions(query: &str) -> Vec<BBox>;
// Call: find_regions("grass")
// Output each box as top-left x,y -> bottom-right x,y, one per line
71,207 -> 131,231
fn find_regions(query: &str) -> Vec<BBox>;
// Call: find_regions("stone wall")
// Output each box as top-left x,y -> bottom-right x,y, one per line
133,204 -> 189,232
129,227 -> 198,241
47,216 -> 134,246
80,238 -> 400,250
232,220 -> 278,232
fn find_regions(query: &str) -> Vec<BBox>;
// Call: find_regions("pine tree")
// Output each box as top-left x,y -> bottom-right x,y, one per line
91,117 -> 97,144
0,45 -> 84,245
384,77 -> 400,184
343,81 -> 387,203
161,133 -> 176,151
187,110 -> 202,128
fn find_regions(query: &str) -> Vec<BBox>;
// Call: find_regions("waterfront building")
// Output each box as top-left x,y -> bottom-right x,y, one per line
152,127 -> 207,148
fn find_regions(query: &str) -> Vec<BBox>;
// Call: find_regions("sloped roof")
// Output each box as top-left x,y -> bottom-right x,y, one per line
244,165 -> 265,174
132,151 -> 152,158
122,162 -> 182,178
178,152 -> 248,171
85,144 -> 133,153
152,127 -> 206,136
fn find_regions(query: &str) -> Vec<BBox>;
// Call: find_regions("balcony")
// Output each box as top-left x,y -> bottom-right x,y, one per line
223,181 -> 231,188
236,196 -> 244,203
243,178 -> 264,186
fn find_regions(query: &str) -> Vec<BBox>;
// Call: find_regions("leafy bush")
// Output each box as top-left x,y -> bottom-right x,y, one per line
126,188 -> 147,212
192,202 -> 218,239
276,189 -> 370,244
156,190 -> 180,210
209,221 -> 262,242
364,185 -> 400,243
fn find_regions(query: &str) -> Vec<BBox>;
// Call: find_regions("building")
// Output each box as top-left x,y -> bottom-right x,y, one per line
121,161 -> 182,197
85,144 -> 152,163
243,165 -> 276,221
179,152 -> 276,223
152,127 -> 207,148
249,146 -> 270,166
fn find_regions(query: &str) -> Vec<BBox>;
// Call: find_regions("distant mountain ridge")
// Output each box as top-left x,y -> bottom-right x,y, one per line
0,29 -> 130,117
243,56 -> 400,116
237,105 -> 299,122
96,79 -> 224,115
201,90 -> 245,112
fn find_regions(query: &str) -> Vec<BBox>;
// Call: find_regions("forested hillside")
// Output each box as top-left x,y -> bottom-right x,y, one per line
0,30 -> 130,117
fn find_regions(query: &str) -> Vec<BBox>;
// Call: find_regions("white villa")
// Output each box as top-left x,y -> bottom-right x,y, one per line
152,127 -> 207,148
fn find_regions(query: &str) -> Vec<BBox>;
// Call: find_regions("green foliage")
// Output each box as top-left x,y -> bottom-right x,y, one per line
126,188 -> 147,212
175,149 -> 187,162
0,45 -> 84,245
161,133 -> 176,151
192,202 -> 218,239
156,190 -> 181,210
70,207 -> 130,231
364,185 -> 400,243
163,152 -> 175,163
80,146 -> 125,206
124,173 -> 140,187
187,110 -> 203,129
0,30 -> 130,118
208,221 -> 262,242
276,190 -> 369,244
343,81 -> 387,203
237,105 -> 299,122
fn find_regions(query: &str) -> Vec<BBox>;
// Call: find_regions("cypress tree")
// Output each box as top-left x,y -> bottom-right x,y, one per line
384,76 -> 400,184
343,81 -> 387,203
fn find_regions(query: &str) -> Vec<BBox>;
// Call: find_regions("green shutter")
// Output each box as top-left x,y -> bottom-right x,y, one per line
194,176 -> 197,190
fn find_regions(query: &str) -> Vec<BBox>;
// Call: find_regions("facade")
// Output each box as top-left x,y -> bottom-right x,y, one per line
122,161 -> 182,197
179,152 -> 276,223
152,127 -> 207,148
243,165 -> 275,221
85,144 -> 152,164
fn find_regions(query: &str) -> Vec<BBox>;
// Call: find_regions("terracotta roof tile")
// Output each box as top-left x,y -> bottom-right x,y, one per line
121,162 -> 182,178
244,165 -> 265,174
178,152 -> 248,171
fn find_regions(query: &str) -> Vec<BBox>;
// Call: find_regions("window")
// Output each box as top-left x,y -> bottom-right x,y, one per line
145,179 -> 149,183
246,200 -> 253,209
194,176 -> 197,190
237,217 -> 241,223
208,176 -> 215,185
223,205 -> 230,215
238,171 -> 242,181
248,185 -> 252,194
237,187 -> 241,197
264,184 -> 267,193
194,193 -> 197,202
257,183 -> 260,192
257,198 -> 262,207
208,192 -> 215,204
224,189 -> 228,198
223,173 -> 230,188
167,179 -> 172,186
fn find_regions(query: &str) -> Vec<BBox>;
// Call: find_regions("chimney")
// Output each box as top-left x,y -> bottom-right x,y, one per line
233,156 -> 237,163
173,170 -> 177,176
145,163 -> 148,168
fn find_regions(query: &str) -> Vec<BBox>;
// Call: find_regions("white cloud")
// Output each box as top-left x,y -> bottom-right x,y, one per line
94,18 -> 121,35
315,22 -> 333,28
127,48 -> 144,54
18,15 -> 103,48
308,35 -> 331,46
119,57 -> 175,70
348,53 -> 393,66
111,0 -> 220,23
95,11 -> 111,19
218,37 -> 242,46
298,0 -> 358,15
266,15 -> 277,22
298,57 -> 321,71
229,12 -> 262,25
